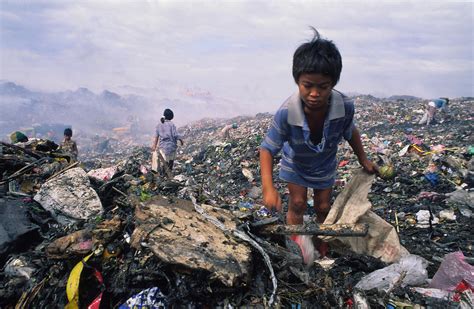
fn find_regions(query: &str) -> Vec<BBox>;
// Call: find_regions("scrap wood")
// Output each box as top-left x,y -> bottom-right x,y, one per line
0,141 -> 42,159
15,276 -> 49,309
0,157 -> 49,185
7,191 -> 32,198
188,192 -> 278,307
255,222 -> 369,237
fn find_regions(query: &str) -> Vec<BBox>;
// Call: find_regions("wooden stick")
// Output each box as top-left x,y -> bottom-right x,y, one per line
0,157 -> 48,185
395,211 -> 400,233
46,161 -> 79,181
112,186 -> 127,198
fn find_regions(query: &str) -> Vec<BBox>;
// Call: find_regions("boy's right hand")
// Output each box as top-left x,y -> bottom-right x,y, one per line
262,186 -> 282,212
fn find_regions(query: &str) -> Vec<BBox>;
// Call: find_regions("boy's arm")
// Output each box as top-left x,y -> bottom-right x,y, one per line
259,107 -> 289,211
348,128 -> 378,174
260,148 -> 282,211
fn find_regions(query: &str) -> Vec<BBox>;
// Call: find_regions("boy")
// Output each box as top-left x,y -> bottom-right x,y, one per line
59,128 -> 78,162
259,29 -> 377,261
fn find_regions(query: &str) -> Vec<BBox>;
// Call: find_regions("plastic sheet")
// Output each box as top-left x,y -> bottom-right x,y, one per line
355,254 -> 428,292
430,251 -> 474,291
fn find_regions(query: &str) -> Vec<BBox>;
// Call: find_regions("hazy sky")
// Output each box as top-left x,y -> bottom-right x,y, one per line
1,0 -> 473,111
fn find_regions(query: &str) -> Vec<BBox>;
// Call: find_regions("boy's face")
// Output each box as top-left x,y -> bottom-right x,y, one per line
297,73 -> 333,112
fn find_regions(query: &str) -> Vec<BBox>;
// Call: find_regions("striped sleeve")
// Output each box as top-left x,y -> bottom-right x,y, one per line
343,101 -> 355,141
260,108 -> 289,156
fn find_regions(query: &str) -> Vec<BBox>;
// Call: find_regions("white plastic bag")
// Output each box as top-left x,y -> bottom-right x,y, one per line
355,254 -> 428,292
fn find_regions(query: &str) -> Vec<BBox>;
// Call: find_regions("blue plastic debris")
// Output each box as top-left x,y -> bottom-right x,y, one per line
424,172 -> 439,186
119,287 -> 167,309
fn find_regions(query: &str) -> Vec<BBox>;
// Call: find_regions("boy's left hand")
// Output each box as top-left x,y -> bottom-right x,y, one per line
360,159 -> 379,174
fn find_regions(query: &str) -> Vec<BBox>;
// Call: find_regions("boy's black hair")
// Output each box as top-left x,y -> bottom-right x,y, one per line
292,27 -> 342,85
64,128 -> 73,137
161,108 -> 174,123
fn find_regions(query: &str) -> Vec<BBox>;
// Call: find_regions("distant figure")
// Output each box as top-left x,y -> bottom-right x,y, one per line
59,128 -> 78,162
151,109 -> 183,175
418,98 -> 449,125
10,131 -> 29,144
435,97 -> 450,118
221,122 -> 238,139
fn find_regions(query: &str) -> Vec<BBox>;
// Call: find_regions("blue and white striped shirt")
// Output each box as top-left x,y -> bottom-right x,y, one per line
260,90 -> 355,189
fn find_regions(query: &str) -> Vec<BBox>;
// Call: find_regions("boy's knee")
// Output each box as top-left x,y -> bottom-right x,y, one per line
290,197 -> 307,215
315,201 -> 331,214
315,202 -> 331,223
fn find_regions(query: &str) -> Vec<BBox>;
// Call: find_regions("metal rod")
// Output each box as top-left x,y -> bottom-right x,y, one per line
255,222 -> 368,237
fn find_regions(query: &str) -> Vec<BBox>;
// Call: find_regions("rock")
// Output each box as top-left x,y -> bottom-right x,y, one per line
34,167 -> 103,224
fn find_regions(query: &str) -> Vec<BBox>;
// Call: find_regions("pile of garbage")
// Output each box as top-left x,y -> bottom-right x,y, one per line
1,96 -> 473,308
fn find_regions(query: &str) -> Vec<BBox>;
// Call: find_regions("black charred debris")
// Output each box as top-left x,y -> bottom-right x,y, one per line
1,96 -> 473,308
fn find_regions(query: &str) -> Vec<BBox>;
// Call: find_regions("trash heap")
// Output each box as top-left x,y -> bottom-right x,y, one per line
1,96 -> 473,308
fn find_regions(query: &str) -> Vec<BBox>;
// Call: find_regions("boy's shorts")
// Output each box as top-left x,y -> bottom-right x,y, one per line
279,162 -> 336,189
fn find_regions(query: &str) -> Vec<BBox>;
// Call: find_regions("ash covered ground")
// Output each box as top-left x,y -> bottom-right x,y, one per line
1,95 -> 473,308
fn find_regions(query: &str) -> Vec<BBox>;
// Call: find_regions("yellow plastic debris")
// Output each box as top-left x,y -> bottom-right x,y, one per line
65,253 -> 93,309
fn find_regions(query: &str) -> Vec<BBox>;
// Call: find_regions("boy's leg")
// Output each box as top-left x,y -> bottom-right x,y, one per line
313,187 -> 332,257
287,183 -> 308,224
168,160 -> 174,172
287,183 -> 316,264
313,188 -> 332,223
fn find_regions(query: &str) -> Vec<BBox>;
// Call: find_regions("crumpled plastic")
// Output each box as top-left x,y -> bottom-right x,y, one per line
414,281 -> 474,308
415,210 -> 439,228
355,254 -> 429,292
446,189 -> 474,208
119,287 -> 167,309
429,251 -> 474,291
87,165 -> 118,181
424,172 -> 439,186
290,235 -> 318,265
